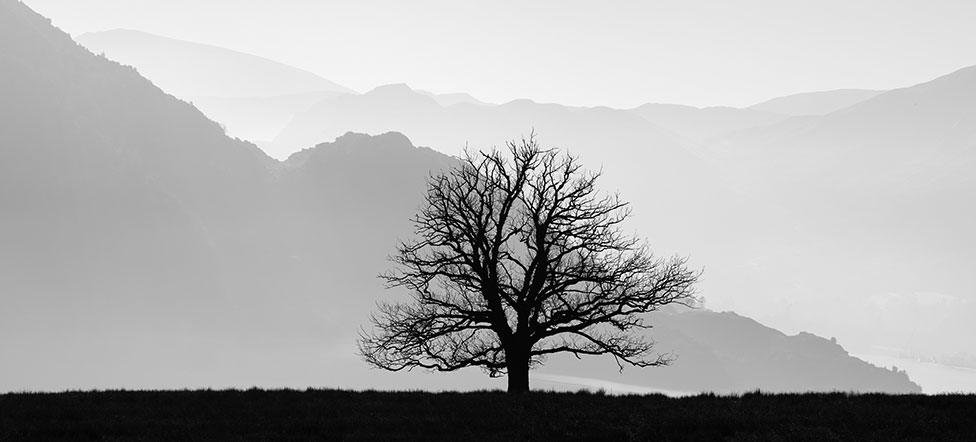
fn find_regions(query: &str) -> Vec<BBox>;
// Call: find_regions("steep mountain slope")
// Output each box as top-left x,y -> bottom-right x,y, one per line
0,0 -> 294,392
75,30 -> 356,147
76,29 -> 354,98
0,0 -> 924,394
0,0 -> 284,388
749,89 -> 884,116
0,0 -> 275,310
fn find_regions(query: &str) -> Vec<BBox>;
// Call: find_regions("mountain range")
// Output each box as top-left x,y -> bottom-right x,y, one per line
75,30 -> 498,146
0,0 -> 926,393
267,72 -> 976,361
75,30 -> 890,161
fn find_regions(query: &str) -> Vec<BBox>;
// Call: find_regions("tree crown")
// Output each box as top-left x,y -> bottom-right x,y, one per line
359,136 -> 699,378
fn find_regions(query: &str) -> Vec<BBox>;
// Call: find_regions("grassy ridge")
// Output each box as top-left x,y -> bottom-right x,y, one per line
1,389 -> 974,441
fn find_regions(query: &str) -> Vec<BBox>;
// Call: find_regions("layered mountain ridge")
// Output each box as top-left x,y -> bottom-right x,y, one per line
0,0 -> 930,393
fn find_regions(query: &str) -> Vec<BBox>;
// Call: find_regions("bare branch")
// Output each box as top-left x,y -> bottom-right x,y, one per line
358,134 -> 700,390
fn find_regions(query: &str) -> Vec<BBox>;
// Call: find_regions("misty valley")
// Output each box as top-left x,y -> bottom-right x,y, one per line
2,0 -> 975,440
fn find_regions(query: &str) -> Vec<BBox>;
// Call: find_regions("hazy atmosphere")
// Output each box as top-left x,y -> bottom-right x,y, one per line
4,0 -> 976,410
26,0 -> 976,107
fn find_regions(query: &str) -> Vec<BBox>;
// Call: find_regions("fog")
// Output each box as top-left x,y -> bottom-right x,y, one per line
2,0 -> 974,394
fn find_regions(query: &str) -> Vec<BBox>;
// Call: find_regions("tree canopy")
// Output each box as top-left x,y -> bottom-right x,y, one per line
359,136 -> 699,392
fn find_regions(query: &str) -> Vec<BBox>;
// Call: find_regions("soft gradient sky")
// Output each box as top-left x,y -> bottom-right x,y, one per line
25,0 -> 976,108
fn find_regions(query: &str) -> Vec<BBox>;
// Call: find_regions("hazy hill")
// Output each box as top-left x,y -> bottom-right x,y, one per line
75,30 -> 356,147
268,82 -> 743,229
629,103 -> 786,143
0,0 -> 923,394
0,0 -> 284,389
190,91 -> 344,145
545,309 -> 918,394
728,66 -> 976,194
267,83 -> 776,296
707,66 -> 976,359
271,83 -> 698,160
416,89 -> 491,107
76,29 -> 354,98
748,88 -> 884,116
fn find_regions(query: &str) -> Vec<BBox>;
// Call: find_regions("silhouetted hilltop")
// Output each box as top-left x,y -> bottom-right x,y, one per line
286,131 -> 450,168
279,131 -> 455,264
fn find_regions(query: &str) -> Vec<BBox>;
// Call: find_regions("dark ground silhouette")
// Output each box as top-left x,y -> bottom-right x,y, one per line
2,389 -> 974,441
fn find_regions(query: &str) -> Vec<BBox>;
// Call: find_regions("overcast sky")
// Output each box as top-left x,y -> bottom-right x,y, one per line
26,0 -> 976,108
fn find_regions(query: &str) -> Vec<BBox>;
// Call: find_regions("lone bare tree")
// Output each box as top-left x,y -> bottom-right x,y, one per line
359,136 -> 699,393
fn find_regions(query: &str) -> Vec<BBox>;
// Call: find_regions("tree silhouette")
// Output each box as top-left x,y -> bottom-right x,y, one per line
359,135 -> 699,393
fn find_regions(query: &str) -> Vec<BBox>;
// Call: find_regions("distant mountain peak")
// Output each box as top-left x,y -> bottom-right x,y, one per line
504,98 -> 538,106
330,130 -> 414,148
284,131 -> 443,167
367,83 -> 416,95
415,89 -> 491,107
357,84 -> 442,109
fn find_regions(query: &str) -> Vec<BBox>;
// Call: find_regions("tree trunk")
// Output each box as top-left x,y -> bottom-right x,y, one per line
506,352 -> 530,394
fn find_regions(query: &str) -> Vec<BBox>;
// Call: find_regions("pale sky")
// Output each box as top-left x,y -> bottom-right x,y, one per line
25,0 -> 976,108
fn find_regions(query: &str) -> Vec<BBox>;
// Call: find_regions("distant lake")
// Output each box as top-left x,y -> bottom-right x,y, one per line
536,354 -> 976,396
533,373 -> 693,396
854,353 -> 976,394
